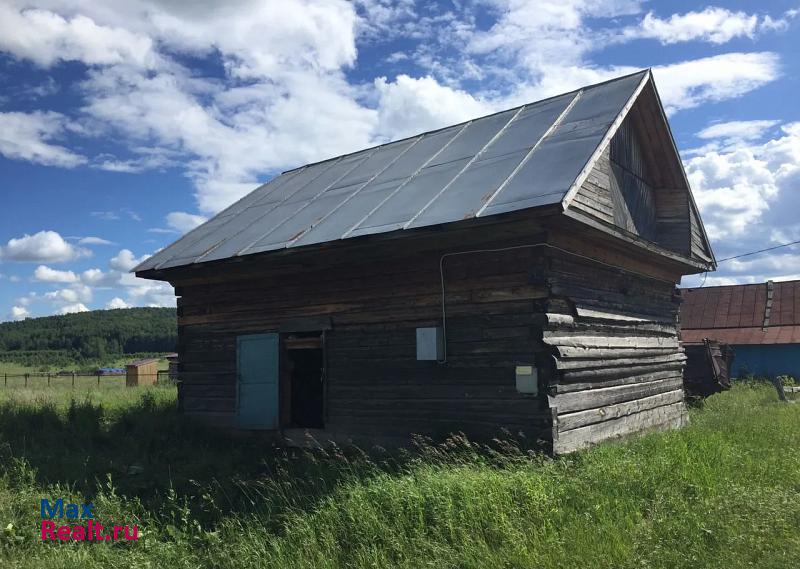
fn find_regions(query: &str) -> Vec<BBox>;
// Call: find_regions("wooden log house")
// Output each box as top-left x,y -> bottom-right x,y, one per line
135,70 -> 716,453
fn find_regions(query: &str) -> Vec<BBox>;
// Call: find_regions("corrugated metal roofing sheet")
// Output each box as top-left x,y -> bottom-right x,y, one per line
136,70 -> 649,273
680,280 -> 800,345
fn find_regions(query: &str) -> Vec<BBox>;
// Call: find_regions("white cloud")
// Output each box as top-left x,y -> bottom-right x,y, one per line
636,8 -> 756,44
653,52 -> 780,113
697,120 -> 781,142
0,111 -> 86,167
56,303 -> 90,315
631,7 -> 798,45
166,211 -> 207,234
374,75 -> 490,140
0,4 -> 155,68
0,231 -> 90,263
684,121 -> 800,284
106,297 -> 131,309
15,293 -> 36,307
80,267 -> 118,287
33,265 -> 78,283
109,249 -> 150,272
126,280 -> 176,308
78,236 -> 114,245
45,284 -> 93,305
9,306 -> 30,321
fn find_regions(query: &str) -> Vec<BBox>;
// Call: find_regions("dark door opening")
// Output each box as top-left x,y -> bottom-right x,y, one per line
285,333 -> 324,428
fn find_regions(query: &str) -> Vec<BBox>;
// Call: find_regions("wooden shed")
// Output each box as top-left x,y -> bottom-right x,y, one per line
681,280 -> 800,379
135,70 -> 715,453
126,358 -> 159,387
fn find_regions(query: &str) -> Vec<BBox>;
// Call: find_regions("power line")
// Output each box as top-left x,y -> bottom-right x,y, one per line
695,238 -> 800,288
717,239 -> 800,263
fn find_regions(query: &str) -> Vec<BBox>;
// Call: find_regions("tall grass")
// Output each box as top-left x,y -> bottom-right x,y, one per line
0,384 -> 798,568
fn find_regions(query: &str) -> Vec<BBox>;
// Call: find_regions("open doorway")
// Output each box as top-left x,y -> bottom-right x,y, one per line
284,332 -> 324,428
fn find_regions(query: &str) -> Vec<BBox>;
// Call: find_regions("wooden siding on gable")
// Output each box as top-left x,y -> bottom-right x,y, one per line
568,84 -> 714,269
689,202 -> 713,262
572,120 -> 658,242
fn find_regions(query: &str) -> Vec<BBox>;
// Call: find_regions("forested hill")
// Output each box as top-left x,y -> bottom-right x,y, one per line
0,307 -> 177,365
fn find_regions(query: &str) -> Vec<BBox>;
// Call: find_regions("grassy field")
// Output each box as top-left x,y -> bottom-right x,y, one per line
0,383 -> 798,568
0,357 -> 170,376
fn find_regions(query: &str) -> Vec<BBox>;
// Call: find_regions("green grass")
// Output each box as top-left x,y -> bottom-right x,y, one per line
0,356 -> 170,376
0,384 -> 798,568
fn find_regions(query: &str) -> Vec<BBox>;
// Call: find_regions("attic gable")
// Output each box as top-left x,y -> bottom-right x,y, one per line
563,76 -> 715,270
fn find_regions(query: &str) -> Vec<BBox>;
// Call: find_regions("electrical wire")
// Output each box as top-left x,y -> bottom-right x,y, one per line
716,239 -> 800,263
696,239 -> 800,288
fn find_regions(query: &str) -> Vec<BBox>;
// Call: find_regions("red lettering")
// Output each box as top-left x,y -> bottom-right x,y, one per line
113,525 -> 122,540
40,520 -> 56,540
72,526 -> 86,541
124,525 -> 138,541
56,526 -> 71,541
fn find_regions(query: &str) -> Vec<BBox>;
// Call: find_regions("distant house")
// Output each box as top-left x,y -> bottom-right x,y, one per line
134,70 -> 715,453
165,353 -> 179,381
681,280 -> 800,379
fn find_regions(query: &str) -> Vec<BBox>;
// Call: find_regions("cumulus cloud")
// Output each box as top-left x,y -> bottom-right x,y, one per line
0,4 -> 155,68
166,212 -> 208,234
697,120 -> 781,141
0,111 -> 86,167
109,249 -> 150,272
125,280 -> 176,308
374,75 -> 490,140
33,265 -> 78,283
653,52 -> 780,114
106,297 -> 131,309
683,121 -> 800,285
44,284 -> 93,305
632,8 -> 794,44
56,303 -> 90,315
9,306 -> 30,321
0,231 -> 90,263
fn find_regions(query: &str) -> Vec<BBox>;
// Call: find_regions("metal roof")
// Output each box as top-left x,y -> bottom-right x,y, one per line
136,70 -> 649,273
680,280 -> 800,345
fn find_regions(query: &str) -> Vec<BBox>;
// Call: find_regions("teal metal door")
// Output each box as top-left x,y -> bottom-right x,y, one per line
236,333 -> 279,429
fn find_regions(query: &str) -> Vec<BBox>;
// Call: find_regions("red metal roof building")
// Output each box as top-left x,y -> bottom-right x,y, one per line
680,279 -> 800,378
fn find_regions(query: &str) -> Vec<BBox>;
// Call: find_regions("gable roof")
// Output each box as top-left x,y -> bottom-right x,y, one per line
681,280 -> 800,345
136,70 -> 675,273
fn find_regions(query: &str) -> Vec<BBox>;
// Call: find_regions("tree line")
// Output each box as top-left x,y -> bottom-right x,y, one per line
0,308 -> 177,366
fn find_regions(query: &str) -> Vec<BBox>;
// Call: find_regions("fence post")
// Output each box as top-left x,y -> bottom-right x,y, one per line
3,373 -> 6,387
24,373 -> 28,388
72,372 -> 75,388
47,372 -> 51,387
97,371 -> 100,386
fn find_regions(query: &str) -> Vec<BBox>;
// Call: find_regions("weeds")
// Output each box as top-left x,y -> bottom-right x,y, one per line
0,384 -> 798,568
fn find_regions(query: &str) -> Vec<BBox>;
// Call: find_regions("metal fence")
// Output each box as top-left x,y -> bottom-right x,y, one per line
0,370 -> 173,389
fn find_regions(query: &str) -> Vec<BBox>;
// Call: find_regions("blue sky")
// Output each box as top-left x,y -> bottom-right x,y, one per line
1,0 -> 799,320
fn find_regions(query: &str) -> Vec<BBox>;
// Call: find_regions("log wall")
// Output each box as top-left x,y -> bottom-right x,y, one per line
542,253 -> 687,453
170,222 -> 689,453
175,240 -> 555,444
